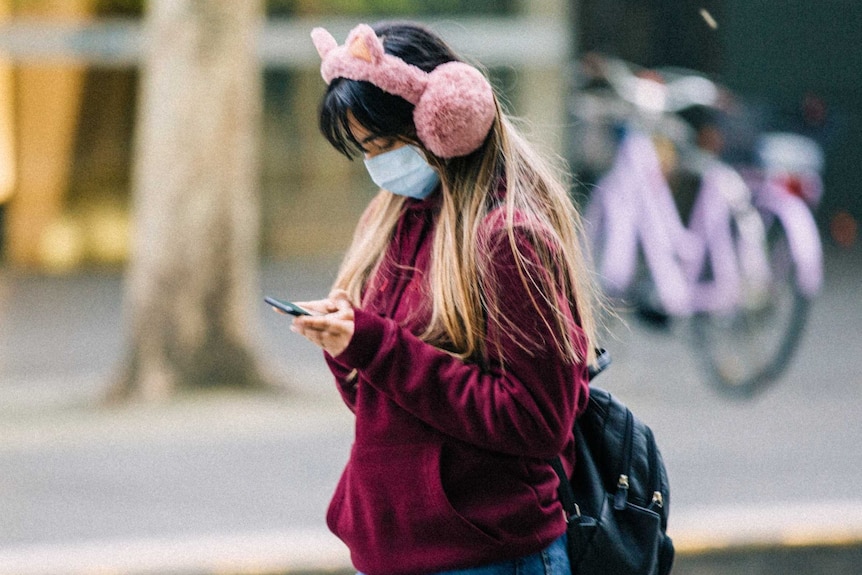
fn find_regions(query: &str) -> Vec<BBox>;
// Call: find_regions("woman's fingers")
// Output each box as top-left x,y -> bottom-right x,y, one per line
296,291 -> 353,315
292,307 -> 355,356
293,299 -> 332,315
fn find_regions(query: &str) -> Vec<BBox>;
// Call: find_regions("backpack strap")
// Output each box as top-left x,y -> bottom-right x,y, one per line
588,348 -> 611,380
551,456 -> 580,522
551,348 -> 610,523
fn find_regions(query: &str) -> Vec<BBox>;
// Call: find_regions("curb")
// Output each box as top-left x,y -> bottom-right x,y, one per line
670,501 -> 862,574
673,540 -> 862,575
0,529 -> 351,575
671,501 -> 862,553
2,503 -> 861,575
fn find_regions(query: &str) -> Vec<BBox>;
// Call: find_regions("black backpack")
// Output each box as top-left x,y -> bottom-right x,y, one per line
551,351 -> 674,574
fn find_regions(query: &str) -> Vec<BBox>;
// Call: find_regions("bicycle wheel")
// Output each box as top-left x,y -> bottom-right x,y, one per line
689,213 -> 811,398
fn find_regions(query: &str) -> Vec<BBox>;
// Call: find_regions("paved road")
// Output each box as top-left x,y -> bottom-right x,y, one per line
0,245 -> 860,574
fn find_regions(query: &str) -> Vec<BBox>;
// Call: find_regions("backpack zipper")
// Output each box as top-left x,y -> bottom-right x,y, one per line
645,427 -> 665,511
613,408 -> 634,511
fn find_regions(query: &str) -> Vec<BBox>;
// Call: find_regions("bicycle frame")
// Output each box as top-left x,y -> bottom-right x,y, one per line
586,128 -> 771,317
686,159 -> 772,313
749,167 -> 824,298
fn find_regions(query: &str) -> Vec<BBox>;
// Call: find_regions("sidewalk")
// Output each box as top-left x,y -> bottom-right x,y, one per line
1,389 -> 861,575
1,246 -> 860,574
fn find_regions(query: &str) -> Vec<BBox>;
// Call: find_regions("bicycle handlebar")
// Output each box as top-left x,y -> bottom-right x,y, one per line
578,53 -> 725,114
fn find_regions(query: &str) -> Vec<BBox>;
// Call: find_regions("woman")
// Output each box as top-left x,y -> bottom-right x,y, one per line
291,21 -> 601,575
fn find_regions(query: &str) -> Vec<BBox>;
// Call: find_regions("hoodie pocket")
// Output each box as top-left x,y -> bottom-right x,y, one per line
326,441 -> 501,567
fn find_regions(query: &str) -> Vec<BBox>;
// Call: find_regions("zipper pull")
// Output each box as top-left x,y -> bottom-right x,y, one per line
614,474 -> 629,510
650,491 -> 664,510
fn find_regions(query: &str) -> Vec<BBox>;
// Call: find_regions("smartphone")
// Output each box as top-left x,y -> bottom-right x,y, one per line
264,296 -> 312,317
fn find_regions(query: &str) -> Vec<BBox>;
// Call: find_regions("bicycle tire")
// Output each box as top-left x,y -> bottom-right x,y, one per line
689,213 -> 812,398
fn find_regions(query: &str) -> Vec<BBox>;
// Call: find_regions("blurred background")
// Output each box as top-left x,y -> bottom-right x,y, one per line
0,0 -> 858,271
0,1 -> 860,574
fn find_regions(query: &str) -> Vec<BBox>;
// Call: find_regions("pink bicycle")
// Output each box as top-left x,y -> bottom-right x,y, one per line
571,55 -> 824,397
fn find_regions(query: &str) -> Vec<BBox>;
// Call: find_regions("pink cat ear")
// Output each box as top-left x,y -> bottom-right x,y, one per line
311,28 -> 338,58
345,23 -> 385,63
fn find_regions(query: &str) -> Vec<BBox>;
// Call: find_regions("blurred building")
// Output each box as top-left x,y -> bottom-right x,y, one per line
0,0 -> 572,271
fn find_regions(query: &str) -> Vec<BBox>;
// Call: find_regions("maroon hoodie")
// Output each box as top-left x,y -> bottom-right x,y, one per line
324,190 -> 590,575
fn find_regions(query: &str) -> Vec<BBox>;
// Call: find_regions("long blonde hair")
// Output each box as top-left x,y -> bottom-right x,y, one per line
333,103 -> 601,367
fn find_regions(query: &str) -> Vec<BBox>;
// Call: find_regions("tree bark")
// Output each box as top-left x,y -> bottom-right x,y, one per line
113,0 -> 271,401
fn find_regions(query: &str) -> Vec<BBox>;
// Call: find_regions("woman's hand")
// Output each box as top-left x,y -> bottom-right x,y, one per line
291,289 -> 356,357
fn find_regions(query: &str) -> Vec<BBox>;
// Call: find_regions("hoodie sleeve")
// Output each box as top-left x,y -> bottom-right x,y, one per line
333,227 -> 589,458
324,354 -> 359,412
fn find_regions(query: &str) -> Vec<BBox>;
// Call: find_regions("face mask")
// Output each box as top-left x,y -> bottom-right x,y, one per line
363,145 -> 440,199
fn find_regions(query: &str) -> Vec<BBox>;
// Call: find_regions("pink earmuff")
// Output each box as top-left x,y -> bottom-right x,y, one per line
311,24 -> 496,159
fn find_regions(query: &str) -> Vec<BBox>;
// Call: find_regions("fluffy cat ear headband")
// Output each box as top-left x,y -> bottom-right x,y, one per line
311,23 -> 496,158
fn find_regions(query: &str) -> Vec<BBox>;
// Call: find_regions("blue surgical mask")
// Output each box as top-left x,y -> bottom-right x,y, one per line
363,145 -> 440,199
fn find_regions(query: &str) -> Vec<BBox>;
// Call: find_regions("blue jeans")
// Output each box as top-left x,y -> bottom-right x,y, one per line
359,533 -> 570,575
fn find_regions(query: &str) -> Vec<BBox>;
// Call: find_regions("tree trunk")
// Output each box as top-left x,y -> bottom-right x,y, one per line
113,0 -> 271,401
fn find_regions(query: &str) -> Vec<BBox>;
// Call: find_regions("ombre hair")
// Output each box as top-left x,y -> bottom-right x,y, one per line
319,21 -> 601,367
